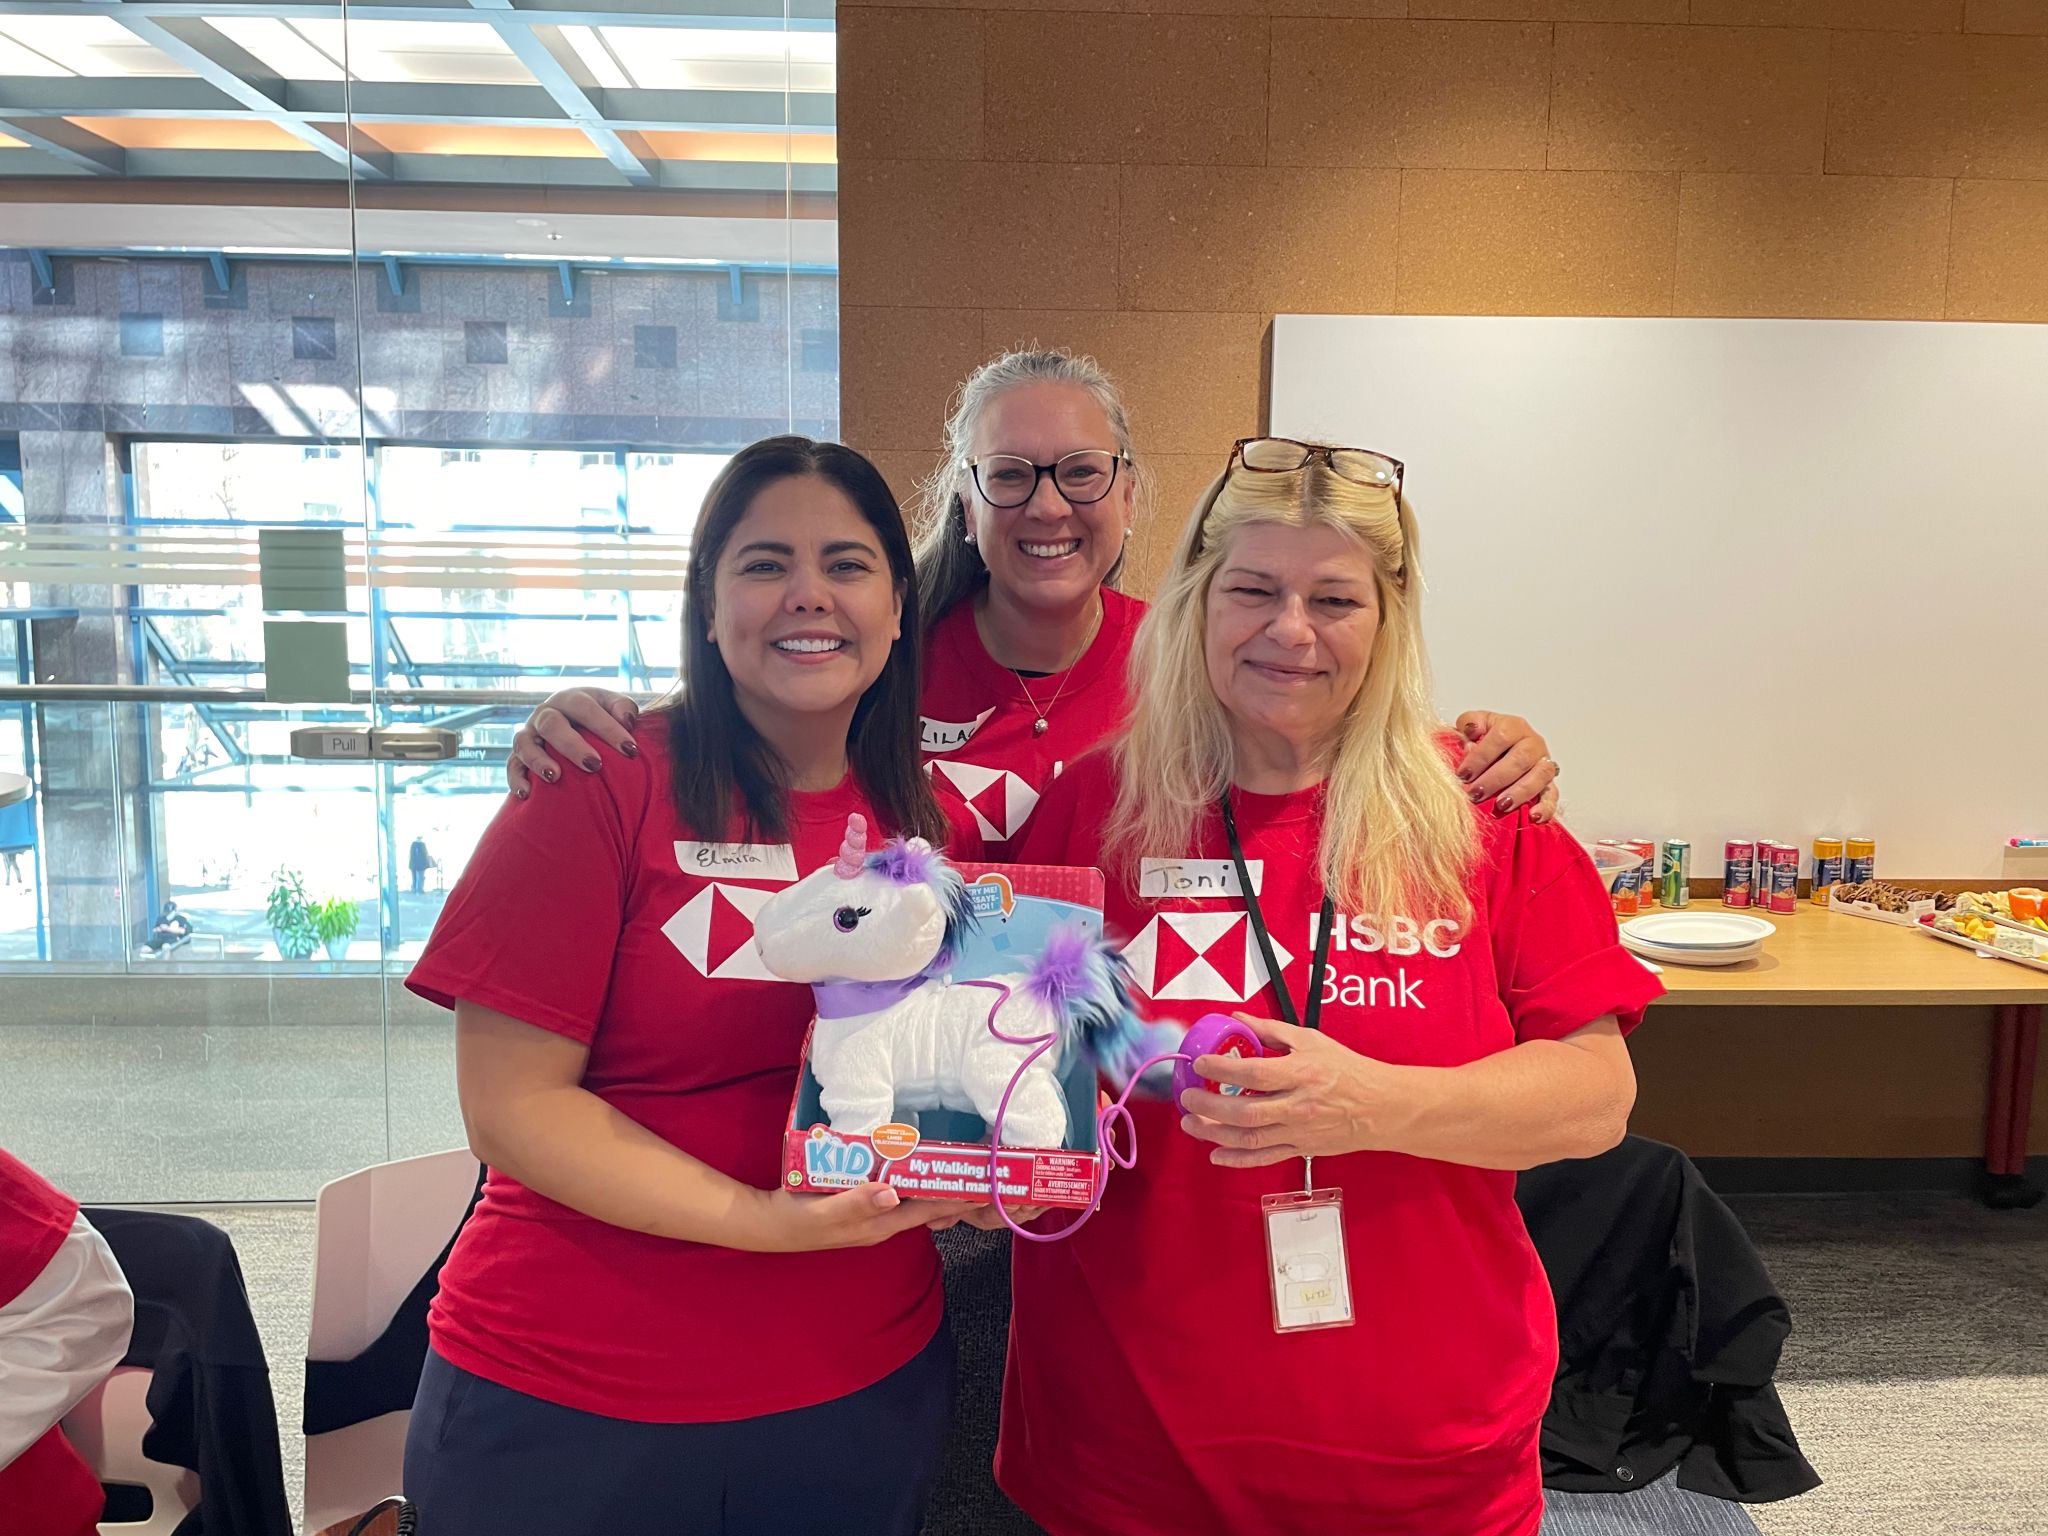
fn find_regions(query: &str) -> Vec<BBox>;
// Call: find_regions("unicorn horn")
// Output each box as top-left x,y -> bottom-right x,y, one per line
833,814 -> 868,878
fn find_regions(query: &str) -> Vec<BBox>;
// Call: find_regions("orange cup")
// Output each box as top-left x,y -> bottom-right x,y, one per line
2010,889 -> 2045,922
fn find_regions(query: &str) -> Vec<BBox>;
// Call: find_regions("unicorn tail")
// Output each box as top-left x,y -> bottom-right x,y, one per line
1024,921 -> 1177,1096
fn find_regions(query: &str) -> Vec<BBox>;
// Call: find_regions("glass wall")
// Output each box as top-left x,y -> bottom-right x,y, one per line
0,0 -> 837,1200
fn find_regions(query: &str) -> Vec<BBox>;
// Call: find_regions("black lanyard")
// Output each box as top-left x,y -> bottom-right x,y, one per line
1220,796 -> 1335,1033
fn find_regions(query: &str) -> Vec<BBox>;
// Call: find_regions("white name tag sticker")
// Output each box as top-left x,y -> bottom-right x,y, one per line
921,708 -> 995,754
674,841 -> 798,882
1140,858 -> 1261,900
1262,1188 -> 1354,1334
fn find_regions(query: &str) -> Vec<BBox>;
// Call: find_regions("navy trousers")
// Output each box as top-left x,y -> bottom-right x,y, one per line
404,1323 -> 956,1536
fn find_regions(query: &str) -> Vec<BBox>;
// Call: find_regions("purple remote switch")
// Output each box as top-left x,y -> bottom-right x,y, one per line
1173,1012 -> 1264,1105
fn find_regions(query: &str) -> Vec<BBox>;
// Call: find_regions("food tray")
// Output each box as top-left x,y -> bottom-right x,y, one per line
1916,916 -> 2048,976
1828,891 -> 1935,927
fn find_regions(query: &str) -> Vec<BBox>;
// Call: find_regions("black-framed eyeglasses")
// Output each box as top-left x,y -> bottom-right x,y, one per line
1229,437 -> 1403,495
969,449 -> 1128,509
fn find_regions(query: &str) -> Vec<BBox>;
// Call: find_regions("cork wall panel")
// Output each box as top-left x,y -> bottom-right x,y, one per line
982,13 -> 1269,166
1128,452 -> 1223,594
1412,1 -> 1685,20
1262,0 -> 1404,16
837,161 -> 1120,311
1267,19 -> 1553,170
835,8 -> 984,163
866,449 -> 942,516
1549,23 -> 1830,174
1958,33 -> 2048,179
1689,0 -> 1963,29
1673,173 -> 1955,319
1966,0 -> 2048,32
1826,30 -> 1967,178
1947,177 -> 2048,321
1117,164 -> 1400,315
1396,169 -> 1680,315
838,305 -> 986,454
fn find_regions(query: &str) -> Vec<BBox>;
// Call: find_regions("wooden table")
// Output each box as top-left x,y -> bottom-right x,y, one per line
1646,905 -> 2046,1206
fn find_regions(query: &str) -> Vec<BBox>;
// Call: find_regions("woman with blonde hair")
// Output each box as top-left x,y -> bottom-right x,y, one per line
1006,437 -> 1661,1536
503,351 -> 1564,843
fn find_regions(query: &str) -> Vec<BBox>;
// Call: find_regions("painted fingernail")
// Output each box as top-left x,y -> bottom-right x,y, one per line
1497,796 -> 1515,814
516,789 -> 529,801
1469,786 -> 1486,802
543,767 -> 559,783
620,738 -> 638,758
582,756 -> 601,773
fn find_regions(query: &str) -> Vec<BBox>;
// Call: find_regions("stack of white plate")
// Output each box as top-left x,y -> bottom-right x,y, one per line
1620,911 -> 1775,967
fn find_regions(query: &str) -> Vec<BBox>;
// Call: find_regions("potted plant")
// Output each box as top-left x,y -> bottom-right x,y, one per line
265,868 -> 318,960
313,896 -> 360,963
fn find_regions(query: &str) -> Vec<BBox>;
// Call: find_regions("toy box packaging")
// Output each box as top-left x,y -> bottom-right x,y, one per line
781,863 -> 1108,1208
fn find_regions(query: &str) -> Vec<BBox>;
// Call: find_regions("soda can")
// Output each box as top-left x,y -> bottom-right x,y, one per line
1845,835 -> 1875,885
1723,839 -> 1755,908
1600,841 -> 1641,917
1661,839 -> 1692,908
1629,839 -> 1660,907
1768,842 -> 1800,914
1811,835 -> 1845,905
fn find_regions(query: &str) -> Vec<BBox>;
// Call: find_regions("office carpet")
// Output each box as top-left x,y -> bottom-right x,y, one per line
191,1189 -> 2044,1535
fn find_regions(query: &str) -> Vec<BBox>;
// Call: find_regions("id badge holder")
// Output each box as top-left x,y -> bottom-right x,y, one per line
1261,1183 -> 1354,1334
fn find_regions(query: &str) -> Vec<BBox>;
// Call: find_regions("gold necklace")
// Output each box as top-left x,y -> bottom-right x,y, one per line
1008,598 -> 1103,738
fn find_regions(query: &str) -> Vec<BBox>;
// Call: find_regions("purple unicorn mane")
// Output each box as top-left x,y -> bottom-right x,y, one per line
865,839 -> 944,887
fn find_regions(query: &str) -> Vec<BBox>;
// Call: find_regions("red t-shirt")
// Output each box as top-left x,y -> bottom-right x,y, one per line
404,729 -> 981,1422
919,587 -> 1142,846
0,1149 -> 104,1536
1000,752 -> 1663,1536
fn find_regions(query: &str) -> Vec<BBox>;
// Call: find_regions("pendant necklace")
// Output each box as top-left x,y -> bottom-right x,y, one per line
1007,598 -> 1102,739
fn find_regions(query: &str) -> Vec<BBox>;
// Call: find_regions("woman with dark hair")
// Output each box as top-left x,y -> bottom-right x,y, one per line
400,437 -> 981,1535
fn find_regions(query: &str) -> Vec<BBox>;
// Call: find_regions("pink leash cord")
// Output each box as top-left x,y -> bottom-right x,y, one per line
958,978 -> 1186,1243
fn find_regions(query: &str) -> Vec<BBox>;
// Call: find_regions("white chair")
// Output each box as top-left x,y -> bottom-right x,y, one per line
61,1366 -> 201,1536
302,1148 -> 479,1536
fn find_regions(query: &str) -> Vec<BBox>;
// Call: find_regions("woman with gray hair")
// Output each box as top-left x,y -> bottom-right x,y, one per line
506,350 -> 1563,842
1002,437 -> 1660,1536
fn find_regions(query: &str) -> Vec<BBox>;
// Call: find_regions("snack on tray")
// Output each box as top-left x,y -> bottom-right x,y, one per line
1832,880 -> 1956,914
1955,888 -> 2048,932
1937,910 -> 2001,946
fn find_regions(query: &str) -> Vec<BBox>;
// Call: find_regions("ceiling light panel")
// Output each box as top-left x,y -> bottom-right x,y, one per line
0,30 -> 74,76
203,17 -> 345,82
291,20 -> 535,86
600,28 -> 834,93
0,17 -> 191,77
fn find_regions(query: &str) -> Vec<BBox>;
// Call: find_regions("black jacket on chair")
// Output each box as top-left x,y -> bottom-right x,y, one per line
81,1207 -> 294,1536
1515,1135 -> 1821,1502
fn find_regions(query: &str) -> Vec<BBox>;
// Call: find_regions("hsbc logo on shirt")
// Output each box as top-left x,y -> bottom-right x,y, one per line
928,759 -> 1040,843
1120,905 -> 1466,1008
1119,912 -> 1293,1003
663,881 -> 782,980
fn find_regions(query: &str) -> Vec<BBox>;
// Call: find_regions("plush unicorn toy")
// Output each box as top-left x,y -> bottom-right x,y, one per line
754,814 -> 1140,1148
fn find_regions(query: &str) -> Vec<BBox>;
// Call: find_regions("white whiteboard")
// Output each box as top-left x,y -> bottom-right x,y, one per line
1270,315 -> 2047,880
